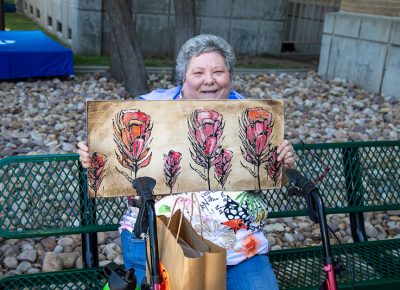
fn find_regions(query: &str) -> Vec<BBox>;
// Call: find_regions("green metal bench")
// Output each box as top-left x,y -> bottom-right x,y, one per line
0,140 -> 399,289
0,154 -> 124,289
269,140 -> 400,290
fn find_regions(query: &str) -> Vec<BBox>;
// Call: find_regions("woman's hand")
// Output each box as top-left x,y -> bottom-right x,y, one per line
77,141 -> 91,169
277,139 -> 297,169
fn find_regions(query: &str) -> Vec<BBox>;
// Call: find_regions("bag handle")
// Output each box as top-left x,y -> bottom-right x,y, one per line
166,196 -> 185,241
165,194 -> 204,240
190,193 -> 204,239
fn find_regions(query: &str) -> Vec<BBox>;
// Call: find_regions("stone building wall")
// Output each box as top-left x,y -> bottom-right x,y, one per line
18,0 -> 287,57
319,0 -> 400,98
340,0 -> 400,17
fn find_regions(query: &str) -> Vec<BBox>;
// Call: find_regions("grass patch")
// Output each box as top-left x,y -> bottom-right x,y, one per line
74,55 -> 110,66
4,12 -> 68,45
145,57 -> 174,67
5,12 -> 43,31
236,56 -> 297,69
73,56 -> 177,67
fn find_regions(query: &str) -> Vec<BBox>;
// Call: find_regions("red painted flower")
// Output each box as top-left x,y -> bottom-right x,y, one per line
113,109 -> 153,179
265,147 -> 282,185
188,109 -> 225,190
188,109 -> 224,161
164,150 -> 182,194
239,107 -> 275,190
213,149 -> 233,189
88,152 -> 107,196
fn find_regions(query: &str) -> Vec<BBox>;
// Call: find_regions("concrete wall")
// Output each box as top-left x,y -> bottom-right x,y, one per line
19,0 -> 287,56
319,12 -> 400,98
341,0 -> 400,17
19,0 -> 74,47
19,0 -> 102,54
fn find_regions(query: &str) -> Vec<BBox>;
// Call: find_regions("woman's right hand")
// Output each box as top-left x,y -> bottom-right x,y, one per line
77,141 -> 91,168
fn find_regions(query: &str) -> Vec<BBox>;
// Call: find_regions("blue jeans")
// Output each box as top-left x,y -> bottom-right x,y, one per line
227,255 -> 279,290
121,230 -> 279,290
121,230 -> 147,287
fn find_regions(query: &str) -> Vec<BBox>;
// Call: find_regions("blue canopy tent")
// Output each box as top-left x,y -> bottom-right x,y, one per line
0,30 -> 74,79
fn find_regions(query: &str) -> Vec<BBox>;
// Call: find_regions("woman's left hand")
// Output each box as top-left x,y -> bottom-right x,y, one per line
277,139 -> 297,169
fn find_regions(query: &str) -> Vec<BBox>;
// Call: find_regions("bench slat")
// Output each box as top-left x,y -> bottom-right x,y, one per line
0,267 -> 106,289
270,239 -> 400,290
1,140 -> 399,238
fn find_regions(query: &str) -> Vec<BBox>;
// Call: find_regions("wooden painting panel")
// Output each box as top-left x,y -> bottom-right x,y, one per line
87,99 -> 284,197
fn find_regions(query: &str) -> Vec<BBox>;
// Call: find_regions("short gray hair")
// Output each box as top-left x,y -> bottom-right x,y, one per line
175,34 -> 235,84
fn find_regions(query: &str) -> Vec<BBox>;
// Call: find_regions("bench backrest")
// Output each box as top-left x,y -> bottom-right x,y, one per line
0,154 -> 124,238
1,141 -> 399,238
269,140 -> 400,218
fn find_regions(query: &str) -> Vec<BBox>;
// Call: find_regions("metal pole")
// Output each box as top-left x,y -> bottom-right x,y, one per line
79,164 -> 99,268
0,0 -> 5,31
311,190 -> 333,264
342,147 -> 368,242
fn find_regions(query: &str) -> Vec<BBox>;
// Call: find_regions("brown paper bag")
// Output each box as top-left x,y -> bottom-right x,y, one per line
151,210 -> 226,290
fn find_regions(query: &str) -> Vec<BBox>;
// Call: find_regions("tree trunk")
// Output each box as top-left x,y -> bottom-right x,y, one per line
104,0 -> 148,96
173,0 -> 196,82
0,0 -> 5,31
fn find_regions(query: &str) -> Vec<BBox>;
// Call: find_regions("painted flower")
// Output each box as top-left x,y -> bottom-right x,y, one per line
163,150 -> 182,194
239,107 -> 274,190
113,109 -> 153,179
188,109 -> 225,190
213,149 -> 233,189
88,152 -> 107,196
265,146 -> 282,185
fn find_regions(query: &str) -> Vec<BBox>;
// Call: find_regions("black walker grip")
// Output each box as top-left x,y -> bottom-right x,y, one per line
286,168 -> 318,197
132,177 -> 156,238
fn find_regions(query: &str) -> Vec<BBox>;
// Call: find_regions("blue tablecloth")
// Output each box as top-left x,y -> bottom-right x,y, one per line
0,30 -> 74,79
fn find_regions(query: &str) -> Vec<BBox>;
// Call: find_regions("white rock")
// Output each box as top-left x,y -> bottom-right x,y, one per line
4,256 -> 18,269
264,223 -> 285,232
17,250 -> 37,262
16,261 -> 32,273
365,222 -> 378,238
42,252 -> 63,272
59,252 -> 79,269
57,237 -> 74,247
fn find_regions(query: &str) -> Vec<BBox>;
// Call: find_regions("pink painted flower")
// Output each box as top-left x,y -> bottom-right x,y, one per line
188,109 -> 226,190
239,107 -> 274,190
113,109 -> 153,179
164,150 -> 182,194
265,147 -> 282,185
88,152 -> 107,196
188,109 -> 224,160
213,149 -> 233,189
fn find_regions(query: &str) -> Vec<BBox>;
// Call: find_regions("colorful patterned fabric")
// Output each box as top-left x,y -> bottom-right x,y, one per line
155,191 -> 269,265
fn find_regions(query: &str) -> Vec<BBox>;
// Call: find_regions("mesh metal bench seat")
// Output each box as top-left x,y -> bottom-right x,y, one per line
270,238 -> 400,290
268,140 -> 400,289
0,267 -> 106,289
1,140 -> 399,289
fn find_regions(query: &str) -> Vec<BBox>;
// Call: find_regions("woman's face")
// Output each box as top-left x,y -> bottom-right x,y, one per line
182,51 -> 231,100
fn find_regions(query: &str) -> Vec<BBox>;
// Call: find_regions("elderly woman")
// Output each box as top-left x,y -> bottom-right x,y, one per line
78,34 -> 296,290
